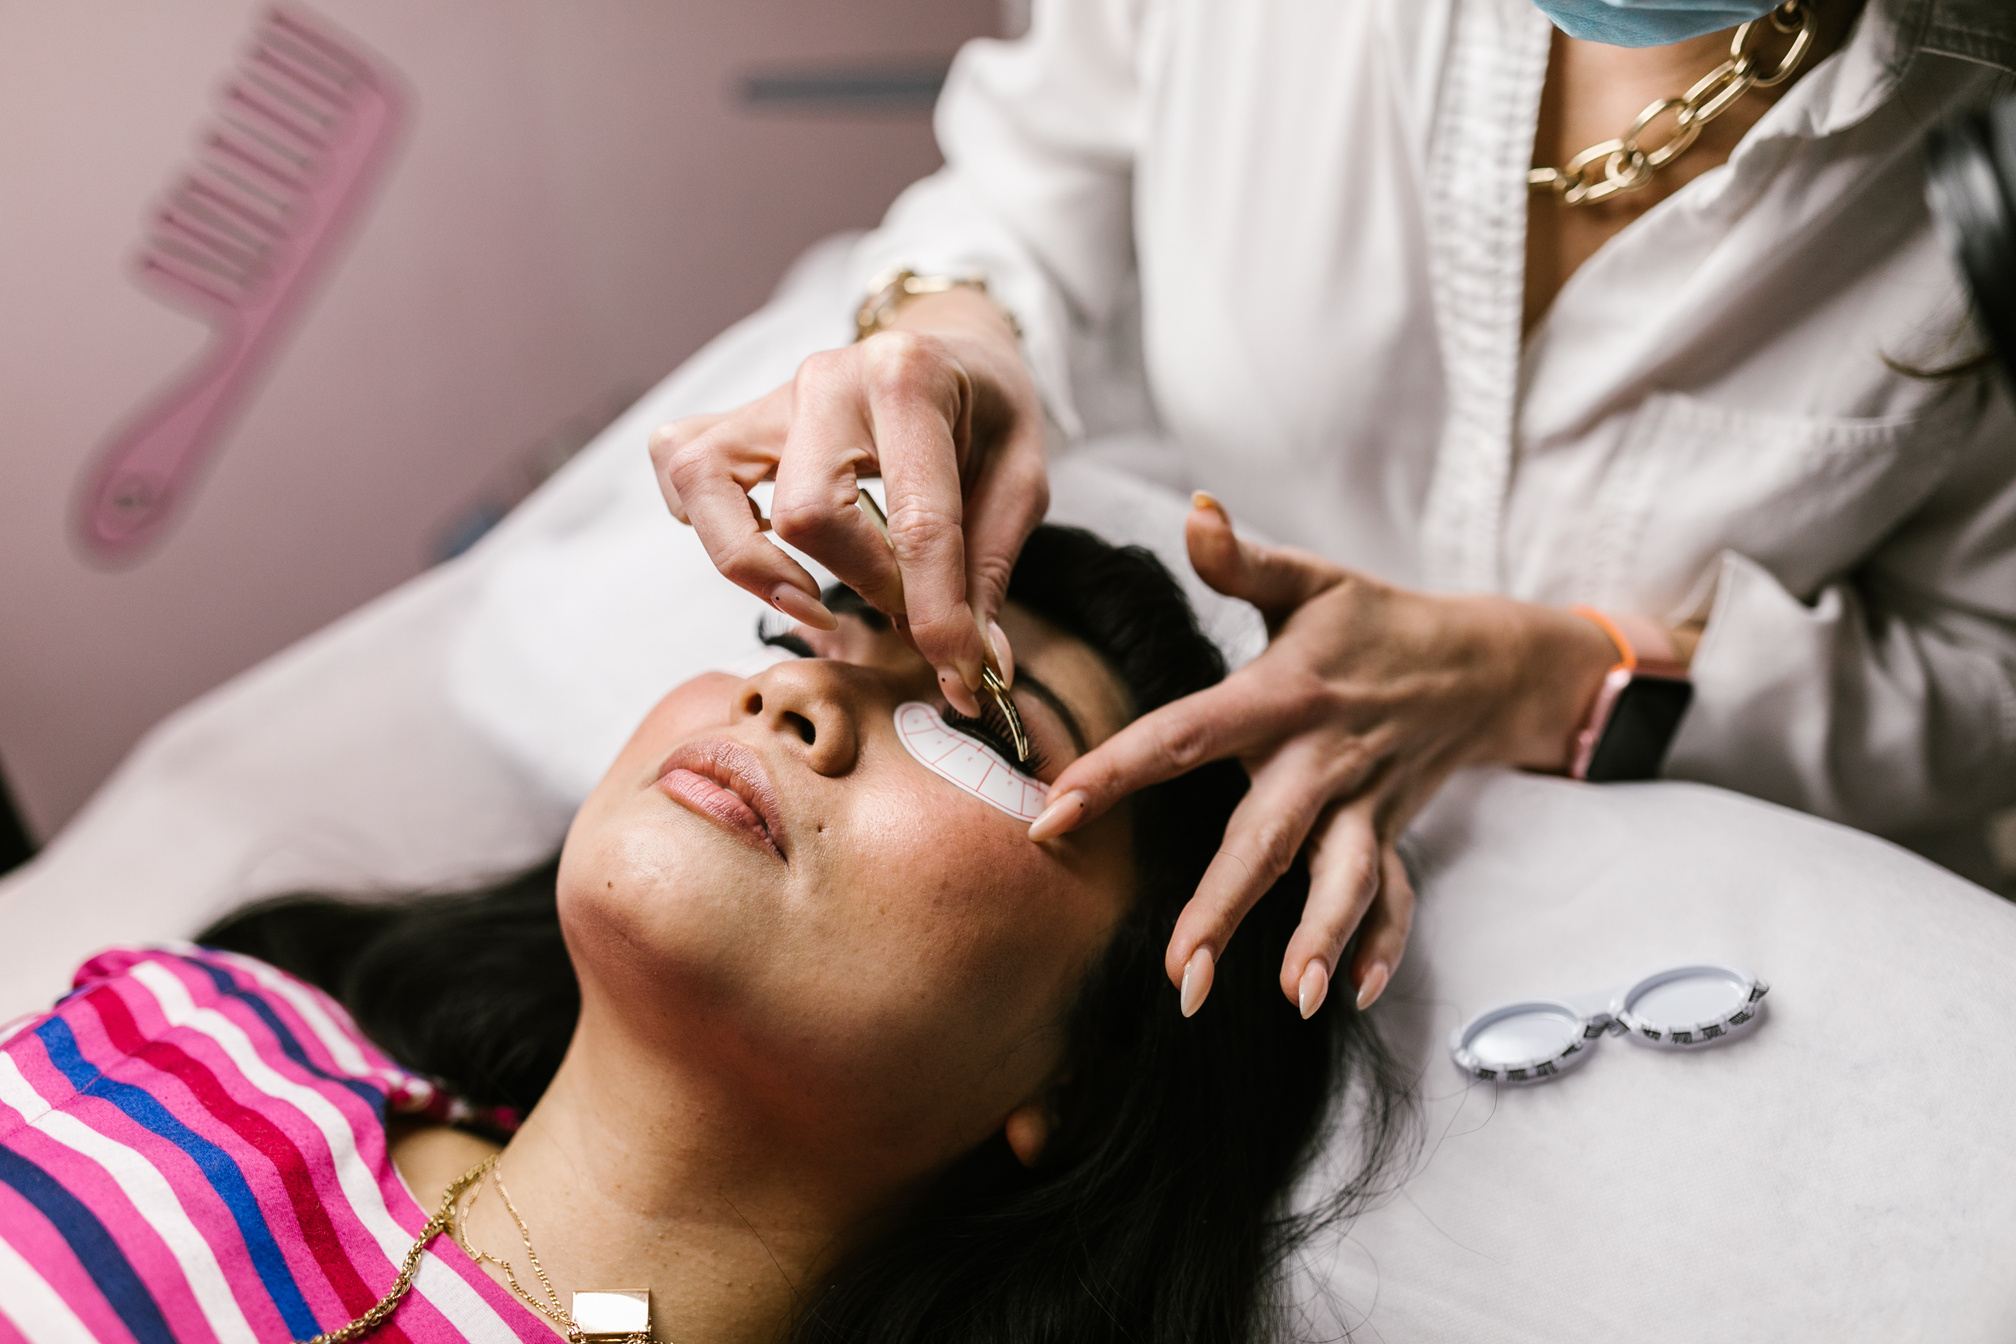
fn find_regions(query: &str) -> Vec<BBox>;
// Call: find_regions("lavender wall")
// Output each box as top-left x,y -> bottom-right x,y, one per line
0,0 -> 999,838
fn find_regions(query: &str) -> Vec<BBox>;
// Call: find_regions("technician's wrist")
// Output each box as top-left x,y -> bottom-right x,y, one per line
885,288 -> 1022,354
1540,606 -> 1707,780
882,292 -> 1033,413
1501,600 -> 1621,772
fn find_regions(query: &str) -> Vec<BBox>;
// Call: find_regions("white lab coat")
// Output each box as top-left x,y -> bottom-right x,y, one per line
847,0 -> 2016,864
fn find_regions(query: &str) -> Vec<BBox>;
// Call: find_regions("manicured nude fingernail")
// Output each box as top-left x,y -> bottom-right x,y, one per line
1355,962 -> 1390,1012
1298,961 -> 1330,1020
1027,790 -> 1088,842
986,619 -> 1015,689
939,666 -> 982,718
771,585 -> 837,631
1190,490 -> 1231,525
1180,946 -> 1215,1018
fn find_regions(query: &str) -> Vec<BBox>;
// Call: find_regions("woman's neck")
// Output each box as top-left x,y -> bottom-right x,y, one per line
395,1001 -> 914,1344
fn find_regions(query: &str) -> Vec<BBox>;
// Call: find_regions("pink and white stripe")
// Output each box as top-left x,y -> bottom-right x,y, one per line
0,946 -> 548,1343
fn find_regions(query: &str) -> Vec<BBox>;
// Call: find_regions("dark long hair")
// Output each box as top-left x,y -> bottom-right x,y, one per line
203,524 -> 1415,1342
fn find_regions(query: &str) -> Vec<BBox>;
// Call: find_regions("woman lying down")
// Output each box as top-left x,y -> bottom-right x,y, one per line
0,526 -> 1412,1344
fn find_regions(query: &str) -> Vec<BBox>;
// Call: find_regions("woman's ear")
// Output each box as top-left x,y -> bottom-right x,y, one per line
1004,1104 -> 1050,1168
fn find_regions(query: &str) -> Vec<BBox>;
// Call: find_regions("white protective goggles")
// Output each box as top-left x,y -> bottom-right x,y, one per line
1449,962 -> 1768,1084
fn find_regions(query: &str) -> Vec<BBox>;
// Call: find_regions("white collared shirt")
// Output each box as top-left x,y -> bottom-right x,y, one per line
849,0 -> 2016,861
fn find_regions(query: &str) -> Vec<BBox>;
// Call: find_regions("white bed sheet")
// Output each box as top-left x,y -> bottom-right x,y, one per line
1301,770 -> 2016,1341
3,234 -> 2012,1340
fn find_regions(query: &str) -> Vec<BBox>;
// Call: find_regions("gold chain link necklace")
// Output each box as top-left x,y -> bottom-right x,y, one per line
299,1159 -> 488,1344
1529,0 -> 1818,206
304,1154 -> 657,1344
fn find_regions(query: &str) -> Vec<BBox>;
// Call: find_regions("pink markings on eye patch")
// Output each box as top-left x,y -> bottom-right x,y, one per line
894,702 -> 1049,822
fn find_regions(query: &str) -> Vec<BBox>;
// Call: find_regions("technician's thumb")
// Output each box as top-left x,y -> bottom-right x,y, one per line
1185,492 -> 1341,621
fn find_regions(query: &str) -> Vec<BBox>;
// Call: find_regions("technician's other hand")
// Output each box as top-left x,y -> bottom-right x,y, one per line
649,289 -> 1044,717
1027,495 -> 1619,1019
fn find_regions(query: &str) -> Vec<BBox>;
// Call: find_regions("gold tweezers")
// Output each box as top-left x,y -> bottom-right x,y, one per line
854,488 -> 1029,761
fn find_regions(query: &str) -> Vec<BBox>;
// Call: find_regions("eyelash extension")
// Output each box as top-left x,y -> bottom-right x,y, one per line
941,701 -> 1050,779
756,619 -> 817,660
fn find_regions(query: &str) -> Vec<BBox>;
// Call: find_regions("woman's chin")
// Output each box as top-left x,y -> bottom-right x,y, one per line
558,828 -> 779,984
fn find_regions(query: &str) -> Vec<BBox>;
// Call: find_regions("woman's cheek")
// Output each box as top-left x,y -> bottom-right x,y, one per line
838,770 -> 1050,932
629,674 -> 739,761
857,752 -> 1127,937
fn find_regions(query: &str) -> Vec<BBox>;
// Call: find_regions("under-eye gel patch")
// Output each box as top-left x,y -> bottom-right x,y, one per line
894,702 -> 1049,822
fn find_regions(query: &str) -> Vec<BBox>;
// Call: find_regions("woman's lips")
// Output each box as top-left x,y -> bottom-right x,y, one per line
656,739 -> 787,859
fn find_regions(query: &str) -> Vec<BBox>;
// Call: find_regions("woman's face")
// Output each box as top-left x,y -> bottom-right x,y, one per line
557,601 -> 1136,1178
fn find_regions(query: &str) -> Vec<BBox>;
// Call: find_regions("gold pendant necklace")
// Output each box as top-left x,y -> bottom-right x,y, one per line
455,1154 -> 657,1344
305,1154 -> 658,1344
1528,0 -> 1818,206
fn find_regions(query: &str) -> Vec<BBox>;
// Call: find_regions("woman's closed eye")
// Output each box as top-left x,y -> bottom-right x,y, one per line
941,700 -> 1051,780
759,613 -> 1062,780
757,624 -> 818,660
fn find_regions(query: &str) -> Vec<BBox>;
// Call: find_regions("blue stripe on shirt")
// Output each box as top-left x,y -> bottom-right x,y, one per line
34,1017 -> 322,1340
0,1142 -> 179,1344
189,958 -> 386,1113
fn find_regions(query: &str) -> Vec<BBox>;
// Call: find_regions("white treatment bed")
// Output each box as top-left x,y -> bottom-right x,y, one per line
5,236 -> 2013,1341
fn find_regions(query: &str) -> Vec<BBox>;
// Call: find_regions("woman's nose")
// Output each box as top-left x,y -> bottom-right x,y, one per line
734,660 -> 861,777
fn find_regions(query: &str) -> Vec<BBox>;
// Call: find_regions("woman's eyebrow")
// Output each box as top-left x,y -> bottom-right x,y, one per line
1014,672 -> 1087,754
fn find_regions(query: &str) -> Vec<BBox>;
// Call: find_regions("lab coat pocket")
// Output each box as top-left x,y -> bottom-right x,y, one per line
1590,388 -> 1977,611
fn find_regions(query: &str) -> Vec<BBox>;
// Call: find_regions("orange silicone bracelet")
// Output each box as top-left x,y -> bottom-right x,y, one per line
1570,604 -> 1639,672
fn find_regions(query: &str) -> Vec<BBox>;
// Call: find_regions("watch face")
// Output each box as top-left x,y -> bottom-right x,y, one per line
1584,675 -> 1694,783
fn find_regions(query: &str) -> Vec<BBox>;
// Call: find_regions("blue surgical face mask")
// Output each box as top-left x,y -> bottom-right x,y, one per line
1528,0 -> 1781,47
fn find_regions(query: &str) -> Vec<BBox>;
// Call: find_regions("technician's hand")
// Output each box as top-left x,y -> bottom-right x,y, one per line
1027,495 -> 1619,1020
648,290 -> 1045,717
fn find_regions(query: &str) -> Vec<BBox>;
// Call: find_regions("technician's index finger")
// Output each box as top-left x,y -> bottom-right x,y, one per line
956,418 -> 1049,677
1027,678 -> 1282,841
864,340 -> 988,713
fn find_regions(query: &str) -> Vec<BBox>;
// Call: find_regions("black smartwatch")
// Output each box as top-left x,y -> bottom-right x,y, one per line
1567,607 -> 1694,784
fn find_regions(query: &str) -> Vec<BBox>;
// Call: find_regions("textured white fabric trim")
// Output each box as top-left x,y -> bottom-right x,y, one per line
1419,0 -> 1552,593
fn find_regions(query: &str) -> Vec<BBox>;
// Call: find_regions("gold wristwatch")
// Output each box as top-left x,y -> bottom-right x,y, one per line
854,268 -> 1022,342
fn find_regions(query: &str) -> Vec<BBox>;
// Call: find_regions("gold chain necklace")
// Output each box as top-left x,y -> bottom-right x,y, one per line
301,1159 -> 488,1344
304,1154 -> 657,1344
455,1155 -> 657,1344
1528,0 -> 1818,206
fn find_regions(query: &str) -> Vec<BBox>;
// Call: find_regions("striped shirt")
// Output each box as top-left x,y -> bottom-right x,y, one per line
0,945 -> 551,1343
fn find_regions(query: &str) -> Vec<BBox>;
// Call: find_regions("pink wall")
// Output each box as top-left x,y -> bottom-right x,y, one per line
0,0 -> 999,838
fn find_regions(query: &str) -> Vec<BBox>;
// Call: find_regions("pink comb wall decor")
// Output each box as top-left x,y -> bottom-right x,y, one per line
75,5 -> 406,562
